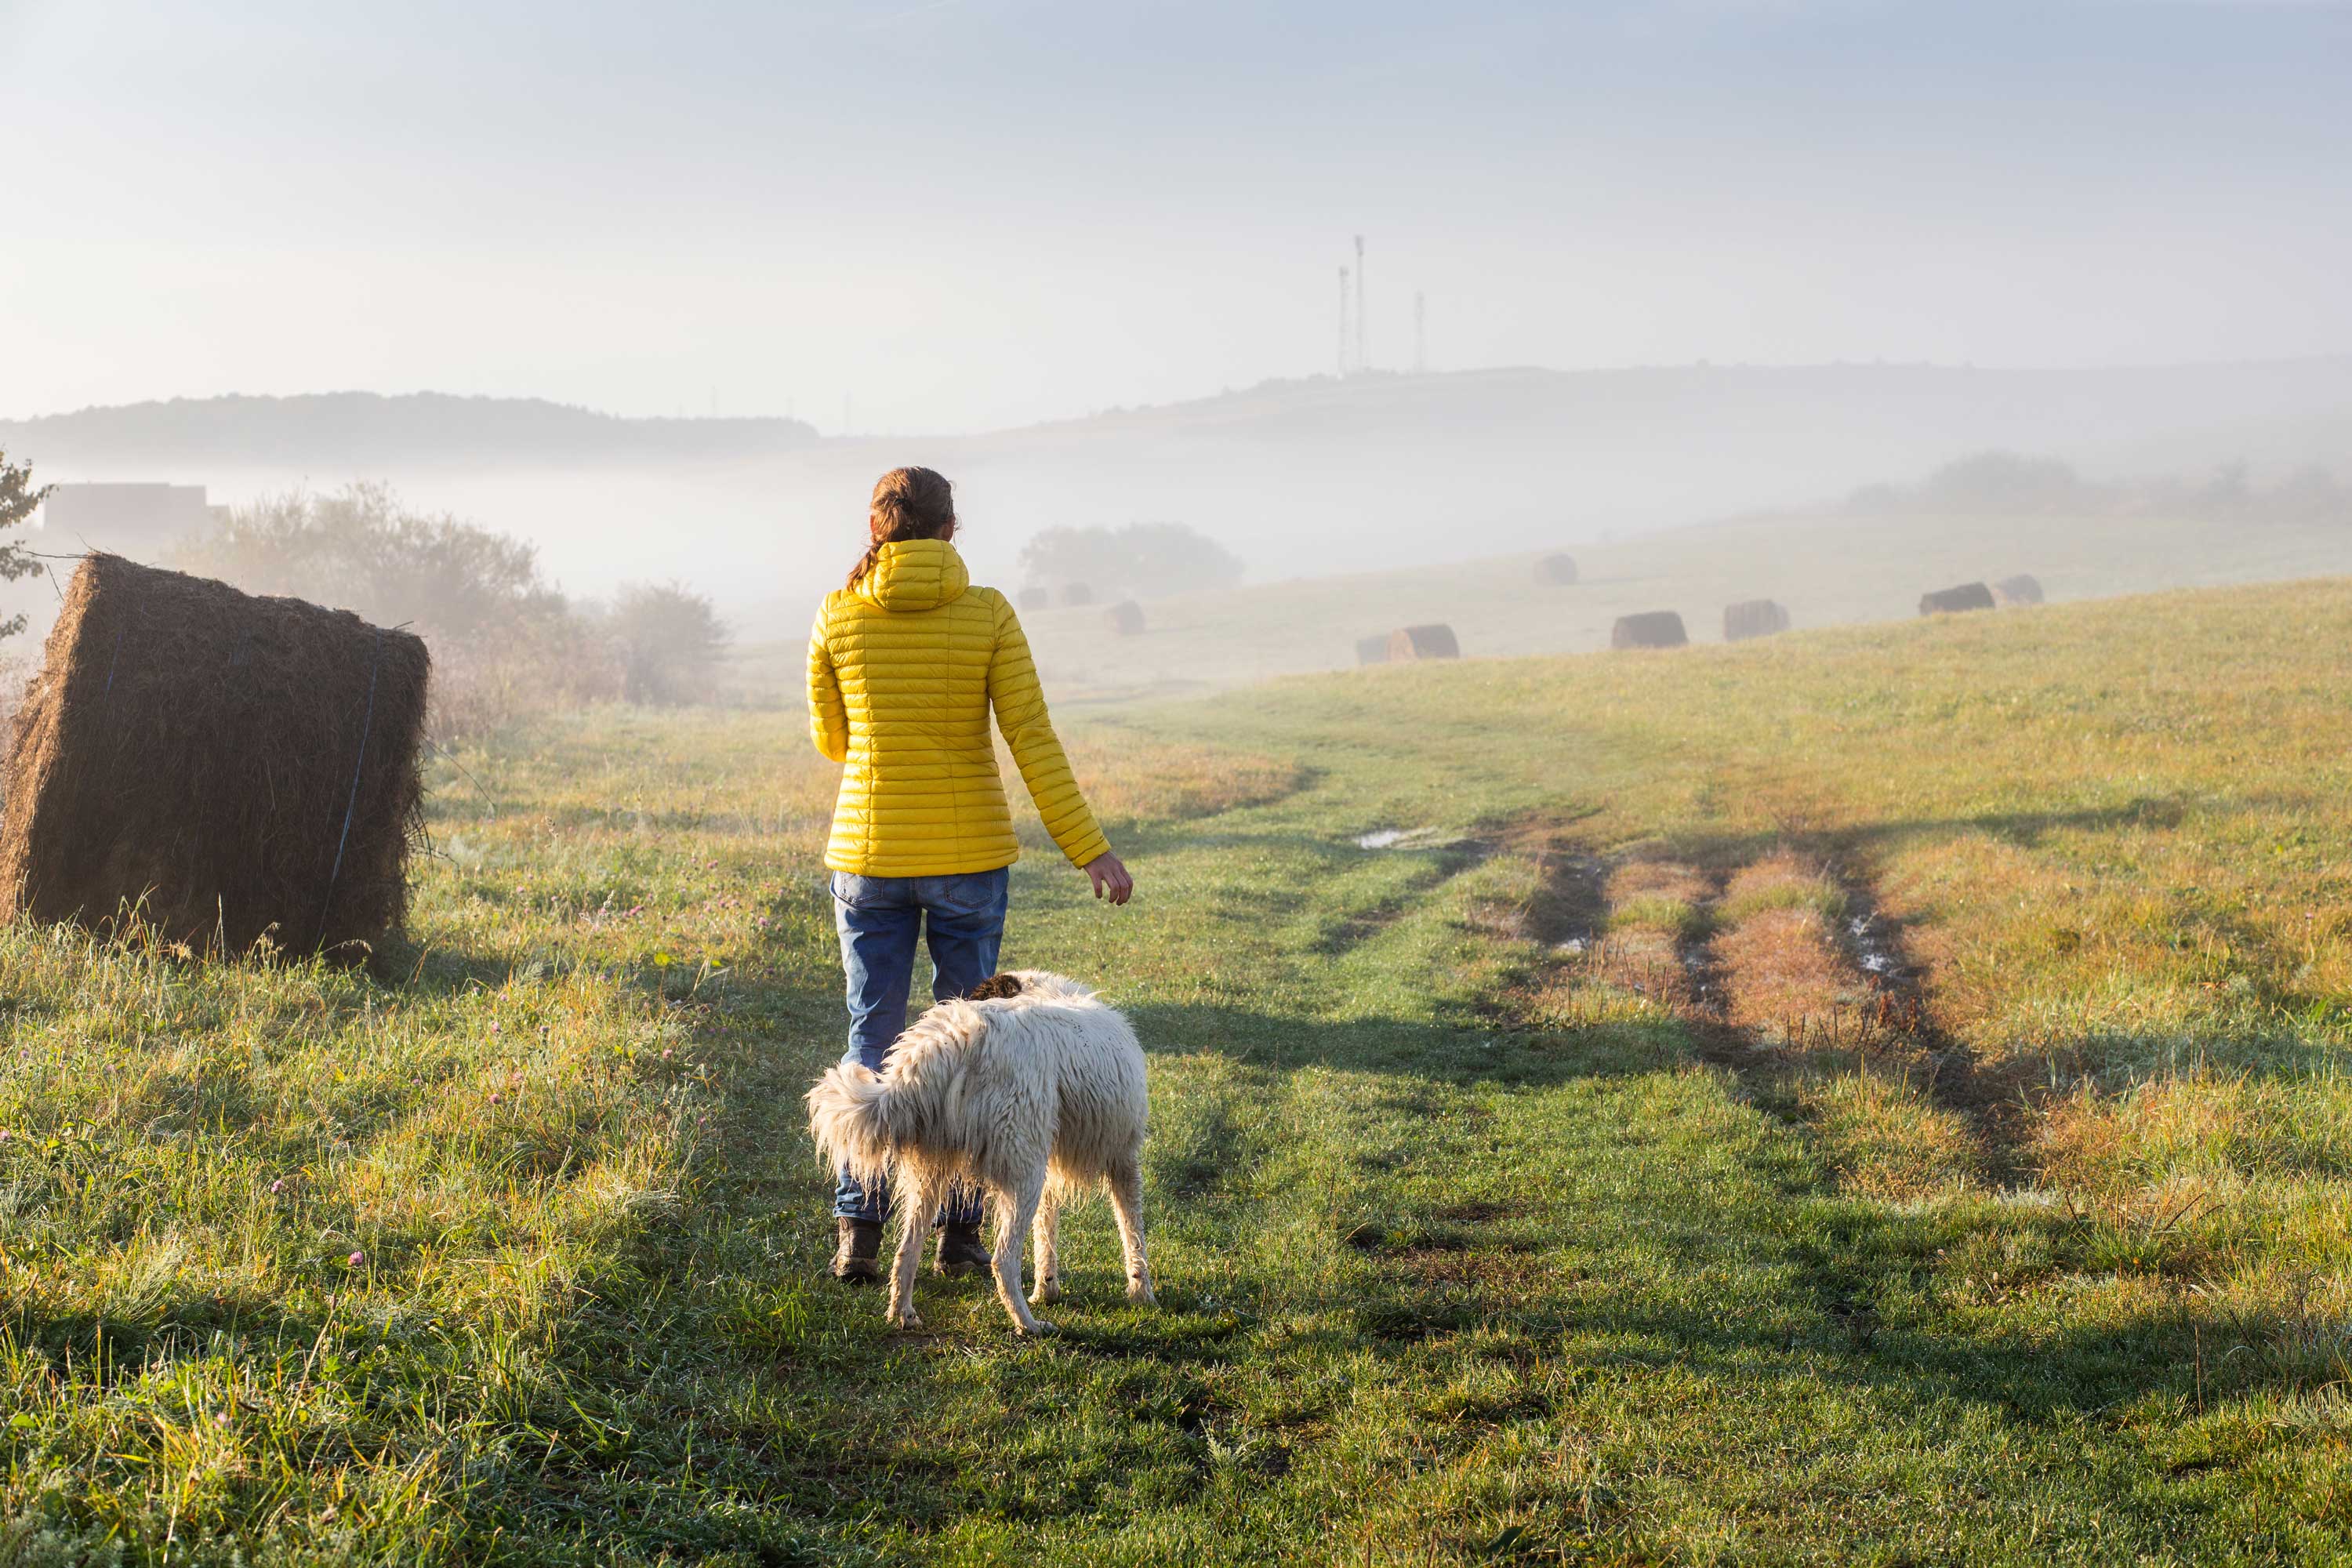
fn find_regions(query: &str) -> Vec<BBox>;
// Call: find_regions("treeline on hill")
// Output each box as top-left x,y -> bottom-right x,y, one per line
1847,450 -> 2350,524
170,485 -> 728,735
1018,521 -> 1243,601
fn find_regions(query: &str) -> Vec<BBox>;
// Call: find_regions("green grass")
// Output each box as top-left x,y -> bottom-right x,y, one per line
9,578 -> 2352,1561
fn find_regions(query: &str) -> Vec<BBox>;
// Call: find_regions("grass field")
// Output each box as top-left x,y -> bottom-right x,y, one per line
7,576 -> 2352,1562
914,503 -> 2352,701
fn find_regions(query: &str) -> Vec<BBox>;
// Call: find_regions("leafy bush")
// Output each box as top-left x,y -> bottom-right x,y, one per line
605,583 -> 730,708
1846,451 -> 2347,526
0,448 -> 50,640
172,484 -> 620,735
1017,522 -> 1243,601
1847,452 -> 2089,515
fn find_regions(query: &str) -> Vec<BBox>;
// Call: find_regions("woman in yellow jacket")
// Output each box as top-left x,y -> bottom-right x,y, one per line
808,466 -> 1133,1282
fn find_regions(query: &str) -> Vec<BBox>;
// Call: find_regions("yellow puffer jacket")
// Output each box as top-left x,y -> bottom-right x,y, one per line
808,538 -> 1111,877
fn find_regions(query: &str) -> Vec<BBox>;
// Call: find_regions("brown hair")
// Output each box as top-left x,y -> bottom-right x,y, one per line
847,466 -> 956,589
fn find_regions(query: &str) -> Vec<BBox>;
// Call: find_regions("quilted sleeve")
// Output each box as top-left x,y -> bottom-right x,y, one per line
807,601 -> 849,765
987,595 -> 1111,867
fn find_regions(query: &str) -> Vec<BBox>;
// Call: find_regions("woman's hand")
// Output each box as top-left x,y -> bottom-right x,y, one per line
1083,852 -> 1134,906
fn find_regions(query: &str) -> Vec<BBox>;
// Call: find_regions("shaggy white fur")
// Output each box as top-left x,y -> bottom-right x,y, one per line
806,970 -> 1154,1336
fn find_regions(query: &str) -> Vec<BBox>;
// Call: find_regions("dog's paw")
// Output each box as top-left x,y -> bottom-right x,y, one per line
1015,1318 -> 1058,1338
1029,1278 -> 1062,1306
1127,1280 -> 1158,1306
887,1308 -> 924,1331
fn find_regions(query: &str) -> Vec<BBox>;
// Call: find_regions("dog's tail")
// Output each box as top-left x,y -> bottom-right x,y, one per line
805,1062 -> 897,1192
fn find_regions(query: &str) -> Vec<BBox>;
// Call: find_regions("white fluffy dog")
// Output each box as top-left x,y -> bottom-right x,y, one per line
806,970 -> 1154,1337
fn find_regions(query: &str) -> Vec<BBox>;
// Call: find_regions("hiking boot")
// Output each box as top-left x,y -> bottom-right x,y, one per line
935,1221 -> 994,1278
831,1217 -> 883,1283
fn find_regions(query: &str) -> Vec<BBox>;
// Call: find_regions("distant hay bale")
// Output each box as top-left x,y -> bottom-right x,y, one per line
1387,624 -> 1460,661
1104,600 -> 1145,636
1058,583 -> 1094,608
0,554 -> 430,957
1535,554 -> 1580,586
1991,574 -> 2044,607
1918,582 -> 1997,615
1722,598 -> 1791,642
1611,611 -> 1688,650
1354,635 -> 1390,666
1017,586 -> 1051,612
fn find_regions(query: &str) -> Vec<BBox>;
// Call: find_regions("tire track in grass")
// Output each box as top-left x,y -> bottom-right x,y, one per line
1711,851 -> 1998,1197
1511,830 -> 2013,1193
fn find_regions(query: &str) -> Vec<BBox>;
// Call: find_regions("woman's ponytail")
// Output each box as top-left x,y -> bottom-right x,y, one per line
847,466 -> 957,589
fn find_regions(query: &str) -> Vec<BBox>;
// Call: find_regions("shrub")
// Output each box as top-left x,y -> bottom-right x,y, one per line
1845,452 -> 2090,516
172,484 -> 619,735
606,583 -> 730,708
1017,522 -> 1243,601
0,448 -> 49,640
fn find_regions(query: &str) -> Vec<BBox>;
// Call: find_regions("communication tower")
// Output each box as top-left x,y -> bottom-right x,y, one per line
1353,234 -> 1367,372
1338,267 -> 1351,376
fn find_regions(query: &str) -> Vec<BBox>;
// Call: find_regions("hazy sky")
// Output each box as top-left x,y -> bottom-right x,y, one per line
5,0 -> 2348,433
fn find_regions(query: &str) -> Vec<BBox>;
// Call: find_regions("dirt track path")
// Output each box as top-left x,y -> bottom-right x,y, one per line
1512,827 -> 2024,1192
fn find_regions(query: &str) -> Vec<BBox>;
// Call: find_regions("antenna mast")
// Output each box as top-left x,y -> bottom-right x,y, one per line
1353,234 -> 1367,372
1338,266 -> 1351,376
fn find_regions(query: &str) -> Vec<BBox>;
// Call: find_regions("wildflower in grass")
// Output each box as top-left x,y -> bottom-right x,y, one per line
488,1019 -> 501,1035
348,1250 -> 365,1267
270,1178 -> 286,1193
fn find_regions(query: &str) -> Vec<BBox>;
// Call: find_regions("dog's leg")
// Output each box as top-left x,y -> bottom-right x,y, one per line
993,1169 -> 1054,1336
1029,1188 -> 1062,1306
887,1175 -> 939,1330
1108,1156 -> 1156,1306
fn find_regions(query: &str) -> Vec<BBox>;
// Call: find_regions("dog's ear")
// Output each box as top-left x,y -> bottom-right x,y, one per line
967,973 -> 1025,1001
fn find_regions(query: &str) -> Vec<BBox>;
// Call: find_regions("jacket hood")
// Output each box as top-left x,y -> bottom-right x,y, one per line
854,538 -> 971,613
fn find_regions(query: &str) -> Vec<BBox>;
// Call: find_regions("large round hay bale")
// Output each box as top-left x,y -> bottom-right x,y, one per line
1017,585 -> 1051,612
1104,600 -> 1145,636
1991,574 -> 2044,607
0,554 -> 430,957
1535,553 -> 1579,586
1722,598 -> 1791,642
1058,582 -> 1094,608
1611,611 -> 1687,650
1354,634 -> 1391,666
1919,582 -> 1996,615
1387,624 -> 1460,661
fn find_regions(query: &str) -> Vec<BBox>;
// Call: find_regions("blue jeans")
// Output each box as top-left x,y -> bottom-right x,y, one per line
829,866 -> 1010,1225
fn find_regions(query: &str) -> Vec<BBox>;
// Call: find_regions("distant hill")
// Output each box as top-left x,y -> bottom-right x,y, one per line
7,359 -> 2348,608
1010,358 -> 2352,469
13,357 -> 2352,474
0,391 -> 819,468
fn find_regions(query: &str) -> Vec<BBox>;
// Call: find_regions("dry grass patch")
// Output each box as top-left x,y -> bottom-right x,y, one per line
1026,734 -> 1305,826
1605,857 -> 1709,912
2036,1071 -> 2352,1193
1718,907 -> 1862,1046
1602,858 -> 1711,954
1719,851 -> 1846,926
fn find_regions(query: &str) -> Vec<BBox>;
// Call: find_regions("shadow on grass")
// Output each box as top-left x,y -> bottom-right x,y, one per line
1632,794 -> 2190,877
1120,1000 -> 1682,1090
